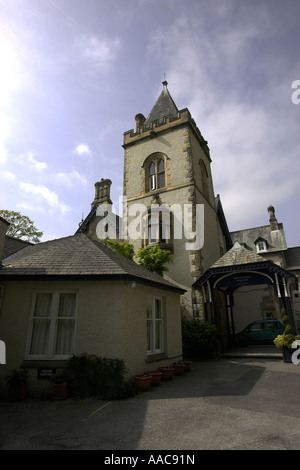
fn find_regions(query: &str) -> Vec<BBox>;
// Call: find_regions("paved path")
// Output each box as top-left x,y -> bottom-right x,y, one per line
1,354 -> 300,451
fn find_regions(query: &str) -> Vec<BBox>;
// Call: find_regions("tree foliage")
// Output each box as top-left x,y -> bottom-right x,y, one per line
101,239 -> 135,260
102,239 -> 172,276
135,244 -> 172,276
0,210 -> 43,243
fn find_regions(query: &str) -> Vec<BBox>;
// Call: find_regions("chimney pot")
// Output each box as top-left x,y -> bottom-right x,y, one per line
92,178 -> 112,208
135,114 -> 146,132
267,205 -> 279,231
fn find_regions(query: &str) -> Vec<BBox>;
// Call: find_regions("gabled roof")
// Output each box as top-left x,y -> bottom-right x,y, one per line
2,235 -> 33,260
0,233 -> 185,293
75,204 -> 121,236
144,81 -> 178,127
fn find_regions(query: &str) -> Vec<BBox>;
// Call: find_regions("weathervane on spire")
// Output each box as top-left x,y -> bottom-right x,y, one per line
162,73 -> 168,87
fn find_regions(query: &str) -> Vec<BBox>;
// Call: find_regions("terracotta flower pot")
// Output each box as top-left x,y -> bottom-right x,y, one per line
9,383 -> 27,401
145,370 -> 162,385
51,382 -> 68,400
158,367 -> 175,380
179,360 -> 192,372
134,374 -> 152,391
173,363 -> 185,375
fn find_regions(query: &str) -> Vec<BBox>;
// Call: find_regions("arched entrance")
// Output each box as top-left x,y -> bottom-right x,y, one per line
193,243 -> 296,346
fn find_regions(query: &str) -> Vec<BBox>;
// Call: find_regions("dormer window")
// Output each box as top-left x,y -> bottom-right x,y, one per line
255,237 -> 267,253
146,154 -> 166,192
257,241 -> 266,252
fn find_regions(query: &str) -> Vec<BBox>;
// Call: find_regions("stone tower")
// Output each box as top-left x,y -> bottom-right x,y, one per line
122,81 -> 231,317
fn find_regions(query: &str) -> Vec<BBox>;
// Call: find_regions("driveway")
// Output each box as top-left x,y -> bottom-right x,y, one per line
1,349 -> 300,451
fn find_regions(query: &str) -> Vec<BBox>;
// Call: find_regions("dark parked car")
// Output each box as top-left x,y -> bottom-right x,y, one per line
236,319 -> 285,346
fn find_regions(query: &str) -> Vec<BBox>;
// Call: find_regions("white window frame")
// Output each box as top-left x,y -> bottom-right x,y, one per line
147,296 -> 164,355
26,290 -> 78,360
147,156 -> 166,192
142,209 -> 171,247
149,174 -> 156,191
256,240 -> 267,252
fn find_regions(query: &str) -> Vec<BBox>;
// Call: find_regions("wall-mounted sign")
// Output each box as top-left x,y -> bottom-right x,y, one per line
37,368 -> 56,380
216,272 -> 272,289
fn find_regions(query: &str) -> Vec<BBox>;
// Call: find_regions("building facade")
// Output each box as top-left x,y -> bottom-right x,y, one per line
122,81 -> 231,318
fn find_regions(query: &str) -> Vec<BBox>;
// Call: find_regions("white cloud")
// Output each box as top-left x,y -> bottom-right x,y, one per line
0,115 -> 14,165
0,25 -> 23,107
73,143 -> 92,157
0,18 -> 26,166
16,202 -> 45,213
74,34 -> 120,69
145,9 -> 300,235
55,170 -> 87,187
19,182 -> 70,215
1,171 -> 16,182
18,152 -> 48,171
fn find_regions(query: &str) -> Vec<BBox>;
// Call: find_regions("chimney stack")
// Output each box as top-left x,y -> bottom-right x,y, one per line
135,113 -> 146,132
92,178 -> 112,209
0,217 -> 9,266
267,205 -> 279,231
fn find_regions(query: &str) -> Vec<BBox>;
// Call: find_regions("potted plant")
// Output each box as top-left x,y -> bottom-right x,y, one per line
51,369 -> 68,399
274,333 -> 300,363
274,309 -> 300,363
5,367 -> 28,401
158,366 -> 175,380
134,373 -> 152,391
145,370 -> 162,386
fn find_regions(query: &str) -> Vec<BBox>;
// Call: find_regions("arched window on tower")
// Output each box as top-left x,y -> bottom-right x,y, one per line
147,154 -> 166,192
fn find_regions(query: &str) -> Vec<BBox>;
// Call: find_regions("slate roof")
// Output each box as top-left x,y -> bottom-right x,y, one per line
144,81 -> 178,127
0,233 -> 185,293
2,236 -> 33,259
193,242 -> 294,287
230,223 -> 287,252
210,242 -> 269,268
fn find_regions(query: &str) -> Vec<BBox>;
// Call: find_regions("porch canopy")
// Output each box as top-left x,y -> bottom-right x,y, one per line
193,242 -> 296,330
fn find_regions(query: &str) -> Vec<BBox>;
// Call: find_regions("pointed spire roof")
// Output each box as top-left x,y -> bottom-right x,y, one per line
144,81 -> 178,127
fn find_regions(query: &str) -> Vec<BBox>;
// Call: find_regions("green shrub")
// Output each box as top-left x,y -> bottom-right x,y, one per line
274,307 -> 300,349
274,334 -> 297,349
5,367 -> 28,385
181,318 -> 220,360
65,354 -> 136,400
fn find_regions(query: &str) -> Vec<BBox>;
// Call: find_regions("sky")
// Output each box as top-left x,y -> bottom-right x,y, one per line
0,0 -> 299,248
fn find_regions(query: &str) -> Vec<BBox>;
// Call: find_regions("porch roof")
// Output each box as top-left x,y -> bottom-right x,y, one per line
193,242 -> 295,287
